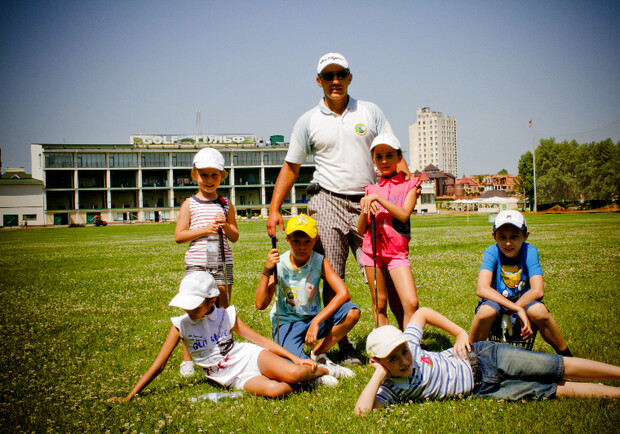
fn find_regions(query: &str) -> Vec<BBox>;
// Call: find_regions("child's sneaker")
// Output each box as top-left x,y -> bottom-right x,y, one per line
309,374 -> 339,388
322,362 -> 355,378
180,360 -> 196,377
311,351 -> 355,378
310,350 -> 329,365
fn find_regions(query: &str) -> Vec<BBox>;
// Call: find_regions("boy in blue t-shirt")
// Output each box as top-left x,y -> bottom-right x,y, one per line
255,214 -> 360,373
469,210 -> 572,356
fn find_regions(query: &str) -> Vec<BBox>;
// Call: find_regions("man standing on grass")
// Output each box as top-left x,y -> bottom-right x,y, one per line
267,52 -> 409,363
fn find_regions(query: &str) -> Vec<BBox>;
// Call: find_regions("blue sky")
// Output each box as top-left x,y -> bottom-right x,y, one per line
1,0 -> 618,177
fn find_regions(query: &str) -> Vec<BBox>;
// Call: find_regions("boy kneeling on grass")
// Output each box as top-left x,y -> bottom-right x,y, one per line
109,271 -> 343,403
255,213 -> 360,375
355,307 -> 620,414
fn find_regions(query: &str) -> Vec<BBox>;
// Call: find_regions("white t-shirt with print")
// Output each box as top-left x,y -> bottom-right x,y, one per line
171,306 -> 263,387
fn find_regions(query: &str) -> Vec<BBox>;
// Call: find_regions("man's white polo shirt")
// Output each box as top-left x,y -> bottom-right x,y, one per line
286,96 -> 394,196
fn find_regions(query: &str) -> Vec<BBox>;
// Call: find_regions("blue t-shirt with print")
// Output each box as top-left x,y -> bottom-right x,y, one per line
480,243 -> 543,300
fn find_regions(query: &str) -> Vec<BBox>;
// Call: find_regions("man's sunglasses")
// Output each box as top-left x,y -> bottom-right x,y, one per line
318,69 -> 350,81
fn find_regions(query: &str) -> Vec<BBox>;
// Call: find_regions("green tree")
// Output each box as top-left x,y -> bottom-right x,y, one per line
497,168 -> 508,175
517,151 -> 534,204
519,138 -> 619,208
582,139 -> 620,202
536,138 -> 582,204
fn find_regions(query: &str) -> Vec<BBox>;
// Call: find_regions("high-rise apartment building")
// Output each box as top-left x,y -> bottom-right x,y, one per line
408,107 -> 458,175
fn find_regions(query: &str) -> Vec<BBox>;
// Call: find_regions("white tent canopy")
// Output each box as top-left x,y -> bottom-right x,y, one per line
450,196 -> 518,212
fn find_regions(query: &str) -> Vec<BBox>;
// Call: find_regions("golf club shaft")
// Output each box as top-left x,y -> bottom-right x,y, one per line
271,236 -> 280,345
370,213 -> 378,328
218,228 -> 230,305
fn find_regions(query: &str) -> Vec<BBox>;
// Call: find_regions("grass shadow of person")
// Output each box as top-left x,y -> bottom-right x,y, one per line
420,330 -> 453,352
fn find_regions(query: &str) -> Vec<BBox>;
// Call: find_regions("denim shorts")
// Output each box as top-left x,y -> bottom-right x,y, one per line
471,341 -> 564,400
475,298 -> 545,316
272,301 -> 359,359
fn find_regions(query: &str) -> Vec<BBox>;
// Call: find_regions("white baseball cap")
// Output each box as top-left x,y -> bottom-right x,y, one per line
317,52 -> 349,74
370,133 -> 401,152
169,271 -> 219,310
193,147 -> 225,171
366,325 -> 408,359
493,210 -> 527,232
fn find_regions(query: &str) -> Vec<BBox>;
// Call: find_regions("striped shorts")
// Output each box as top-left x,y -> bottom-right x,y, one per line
185,263 -> 235,286
307,190 -> 364,280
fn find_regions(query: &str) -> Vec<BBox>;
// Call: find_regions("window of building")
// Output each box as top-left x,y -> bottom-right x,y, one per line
109,153 -> 138,168
45,153 -> 74,168
172,152 -> 195,167
77,153 -> 106,168
263,151 -> 287,166
141,153 -> 169,167
235,152 -> 261,166
421,193 -> 434,205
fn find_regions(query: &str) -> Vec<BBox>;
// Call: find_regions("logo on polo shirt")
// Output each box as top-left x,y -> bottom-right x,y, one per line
355,123 -> 367,135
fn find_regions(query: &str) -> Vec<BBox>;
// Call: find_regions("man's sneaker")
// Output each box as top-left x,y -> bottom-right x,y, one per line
180,360 -> 195,377
309,374 -> 339,388
339,340 -> 361,366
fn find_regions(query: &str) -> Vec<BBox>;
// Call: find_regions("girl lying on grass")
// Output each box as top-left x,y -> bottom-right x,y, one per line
109,271 -> 346,402
355,307 -> 620,414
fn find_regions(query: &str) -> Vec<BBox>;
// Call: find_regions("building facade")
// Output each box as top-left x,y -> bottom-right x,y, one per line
408,107 -> 458,176
0,169 -> 44,227
30,134 -> 315,225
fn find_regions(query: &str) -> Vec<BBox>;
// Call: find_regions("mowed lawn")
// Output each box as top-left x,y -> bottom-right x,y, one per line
0,212 -> 618,433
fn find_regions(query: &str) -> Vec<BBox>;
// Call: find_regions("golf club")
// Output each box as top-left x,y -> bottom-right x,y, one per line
271,235 -> 281,345
370,213 -> 379,328
218,228 -> 230,306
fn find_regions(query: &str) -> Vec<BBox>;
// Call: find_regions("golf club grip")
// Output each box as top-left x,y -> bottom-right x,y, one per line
270,236 -> 278,279
370,214 -> 376,252
218,228 -> 226,259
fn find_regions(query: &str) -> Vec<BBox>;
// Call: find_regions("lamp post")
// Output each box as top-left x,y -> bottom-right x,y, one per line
530,120 -> 537,212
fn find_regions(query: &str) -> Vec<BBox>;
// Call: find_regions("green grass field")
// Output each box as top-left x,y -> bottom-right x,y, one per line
1,213 -> 619,433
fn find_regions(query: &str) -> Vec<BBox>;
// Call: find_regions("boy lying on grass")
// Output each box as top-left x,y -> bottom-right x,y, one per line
355,307 -> 620,414
109,271 -> 350,403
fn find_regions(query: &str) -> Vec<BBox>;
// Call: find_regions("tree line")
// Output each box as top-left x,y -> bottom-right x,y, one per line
518,138 -> 619,209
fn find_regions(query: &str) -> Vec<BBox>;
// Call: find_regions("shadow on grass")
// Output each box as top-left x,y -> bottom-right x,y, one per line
421,330 -> 453,352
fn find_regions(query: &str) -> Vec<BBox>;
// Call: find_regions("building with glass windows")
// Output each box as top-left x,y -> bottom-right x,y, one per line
30,134 -> 315,225
408,107 -> 458,176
